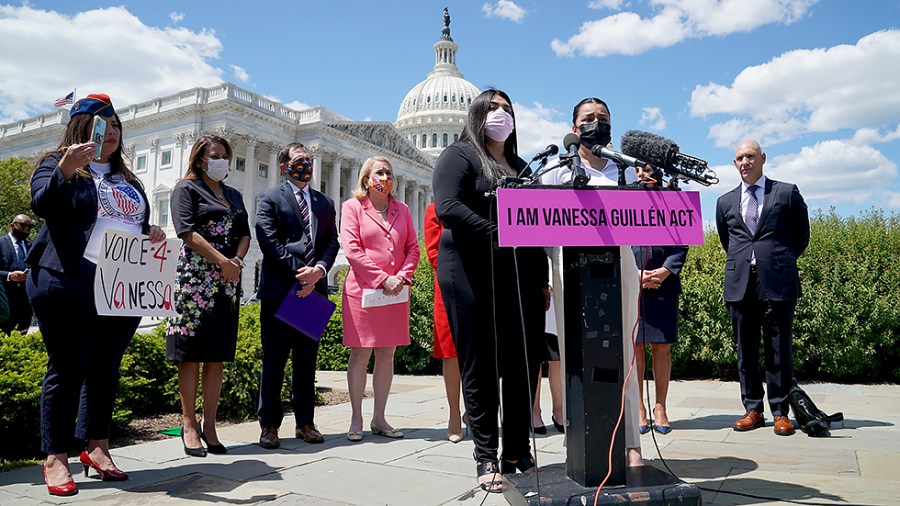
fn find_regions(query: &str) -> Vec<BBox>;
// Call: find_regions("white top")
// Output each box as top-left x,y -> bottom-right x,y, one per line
540,157 -> 638,187
83,162 -> 146,264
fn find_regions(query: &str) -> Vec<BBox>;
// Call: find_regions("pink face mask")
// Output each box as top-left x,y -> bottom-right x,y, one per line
369,174 -> 394,195
484,109 -> 515,142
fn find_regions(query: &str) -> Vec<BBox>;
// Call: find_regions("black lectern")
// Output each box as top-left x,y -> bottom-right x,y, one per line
495,186 -> 702,506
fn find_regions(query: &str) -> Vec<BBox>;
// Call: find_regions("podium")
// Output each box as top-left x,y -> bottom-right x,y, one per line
495,187 -> 703,505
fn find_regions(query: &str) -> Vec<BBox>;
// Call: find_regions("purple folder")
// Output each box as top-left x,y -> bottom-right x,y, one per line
274,283 -> 337,341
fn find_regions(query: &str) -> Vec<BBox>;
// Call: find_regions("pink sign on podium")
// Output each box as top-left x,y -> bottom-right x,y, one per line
496,187 -> 703,247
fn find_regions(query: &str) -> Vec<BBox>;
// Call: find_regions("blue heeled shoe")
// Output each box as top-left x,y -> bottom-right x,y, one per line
652,424 -> 672,435
639,424 -> 651,434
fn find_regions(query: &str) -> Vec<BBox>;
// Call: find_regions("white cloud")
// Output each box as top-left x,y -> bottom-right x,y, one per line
588,0 -> 626,9
229,64 -> 251,83
552,0 -> 816,57
691,29 -> 900,147
283,100 -> 313,111
169,11 -> 184,23
851,125 -> 900,145
885,192 -> 900,209
768,140 -> 895,204
512,102 -> 571,159
639,107 -> 667,131
482,0 -> 527,23
0,6 -> 223,123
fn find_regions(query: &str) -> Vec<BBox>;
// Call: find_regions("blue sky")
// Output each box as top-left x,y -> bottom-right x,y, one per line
2,0 -> 899,224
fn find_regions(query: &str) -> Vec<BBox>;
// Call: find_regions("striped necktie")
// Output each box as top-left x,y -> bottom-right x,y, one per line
297,190 -> 315,266
744,184 -> 760,235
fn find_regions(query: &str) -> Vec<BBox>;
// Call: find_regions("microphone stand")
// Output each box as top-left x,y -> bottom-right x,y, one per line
616,162 -> 628,187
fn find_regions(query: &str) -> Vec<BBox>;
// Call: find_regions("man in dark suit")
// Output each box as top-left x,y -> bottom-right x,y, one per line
254,143 -> 339,448
1,214 -> 35,334
716,139 -> 809,436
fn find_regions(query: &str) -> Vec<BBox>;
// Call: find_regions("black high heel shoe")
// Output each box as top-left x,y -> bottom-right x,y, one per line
199,431 -> 228,454
500,454 -> 536,474
476,459 -> 503,493
181,426 -> 207,458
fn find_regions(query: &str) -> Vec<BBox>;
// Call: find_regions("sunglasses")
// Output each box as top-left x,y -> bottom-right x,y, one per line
13,222 -> 33,229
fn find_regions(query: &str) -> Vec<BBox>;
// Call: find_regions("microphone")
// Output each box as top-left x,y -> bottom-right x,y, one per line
529,144 -> 558,162
620,130 -> 719,186
562,133 -> 589,189
589,144 -> 647,169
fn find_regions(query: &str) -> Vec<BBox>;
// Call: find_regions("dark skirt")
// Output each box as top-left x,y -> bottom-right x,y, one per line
635,292 -> 679,344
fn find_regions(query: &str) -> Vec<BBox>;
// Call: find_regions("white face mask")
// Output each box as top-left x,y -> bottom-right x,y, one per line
484,109 -> 515,142
205,158 -> 230,181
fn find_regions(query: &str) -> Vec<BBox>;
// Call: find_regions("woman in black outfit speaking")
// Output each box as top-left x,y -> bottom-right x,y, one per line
432,88 -> 548,493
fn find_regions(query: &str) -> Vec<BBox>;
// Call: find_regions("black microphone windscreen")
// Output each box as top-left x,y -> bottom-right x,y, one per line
621,130 -> 679,168
563,133 -> 581,151
547,144 -> 559,156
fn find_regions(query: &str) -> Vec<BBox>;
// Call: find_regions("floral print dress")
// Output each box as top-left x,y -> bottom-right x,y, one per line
165,179 -> 250,362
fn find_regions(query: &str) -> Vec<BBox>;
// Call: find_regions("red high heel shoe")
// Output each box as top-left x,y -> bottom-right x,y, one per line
43,465 -> 77,496
80,451 -> 128,481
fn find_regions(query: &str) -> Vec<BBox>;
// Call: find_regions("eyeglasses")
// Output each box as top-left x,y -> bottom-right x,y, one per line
12,222 -> 33,229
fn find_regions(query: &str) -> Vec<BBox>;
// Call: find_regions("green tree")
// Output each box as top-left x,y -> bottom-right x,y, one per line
0,157 -> 38,233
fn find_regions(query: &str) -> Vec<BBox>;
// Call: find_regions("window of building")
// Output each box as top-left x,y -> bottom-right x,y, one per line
454,133 -> 459,142
235,157 -> 246,172
443,94 -> 448,102
442,133 -> 448,147
258,162 -> 268,178
157,198 -> 169,228
432,133 -> 437,147
426,96 -> 431,103
451,94 -> 456,103
135,154 -> 147,173
160,149 -> 172,168
421,134 -> 427,147
321,180 -> 328,195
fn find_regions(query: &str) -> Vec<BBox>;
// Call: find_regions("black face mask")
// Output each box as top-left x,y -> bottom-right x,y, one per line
11,228 -> 29,241
578,120 -> 612,150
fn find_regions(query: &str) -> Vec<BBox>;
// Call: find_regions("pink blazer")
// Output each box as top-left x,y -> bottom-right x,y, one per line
340,197 -> 420,299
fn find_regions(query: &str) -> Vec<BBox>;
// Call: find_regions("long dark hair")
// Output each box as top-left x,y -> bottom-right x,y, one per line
184,134 -> 233,180
37,113 -> 139,185
458,88 -> 519,184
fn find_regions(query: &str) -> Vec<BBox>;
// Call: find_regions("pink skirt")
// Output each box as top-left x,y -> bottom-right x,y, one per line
341,291 -> 411,348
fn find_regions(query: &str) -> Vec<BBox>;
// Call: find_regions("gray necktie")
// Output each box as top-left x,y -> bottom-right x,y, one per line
297,192 -> 315,266
744,184 -> 760,235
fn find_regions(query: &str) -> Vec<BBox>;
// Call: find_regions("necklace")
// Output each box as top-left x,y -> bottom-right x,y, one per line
374,202 -> 389,214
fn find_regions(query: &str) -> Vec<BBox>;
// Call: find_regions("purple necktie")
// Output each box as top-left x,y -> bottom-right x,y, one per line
744,185 -> 760,235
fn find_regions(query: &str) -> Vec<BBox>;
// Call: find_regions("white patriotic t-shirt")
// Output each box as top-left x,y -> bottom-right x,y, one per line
83,162 -> 146,263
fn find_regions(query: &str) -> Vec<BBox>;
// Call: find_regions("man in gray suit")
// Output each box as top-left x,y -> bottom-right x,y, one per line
254,143 -> 339,448
715,139 -> 809,436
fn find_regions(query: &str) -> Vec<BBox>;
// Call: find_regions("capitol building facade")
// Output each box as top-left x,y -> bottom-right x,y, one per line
0,12 -> 478,292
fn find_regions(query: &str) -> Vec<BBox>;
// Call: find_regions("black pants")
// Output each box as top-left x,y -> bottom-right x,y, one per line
728,271 -> 795,416
0,281 -> 32,335
257,298 -> 320,429
439,246 -> 544,463
28,267 -> 139,454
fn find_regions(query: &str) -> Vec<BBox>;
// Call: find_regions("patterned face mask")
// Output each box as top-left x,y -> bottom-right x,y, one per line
369,174 -> 394,195
285,160 -> 313,182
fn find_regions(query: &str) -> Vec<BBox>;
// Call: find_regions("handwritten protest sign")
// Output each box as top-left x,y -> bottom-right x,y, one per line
496,187 -> 704,247
93,229 -> 181,317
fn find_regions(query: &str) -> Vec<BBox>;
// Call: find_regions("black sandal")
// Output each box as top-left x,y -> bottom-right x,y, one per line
500,454 -> 536,474
476,460 -> 503,493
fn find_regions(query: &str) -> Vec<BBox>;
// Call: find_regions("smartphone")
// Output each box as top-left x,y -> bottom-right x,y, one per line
91,116 -> 107,160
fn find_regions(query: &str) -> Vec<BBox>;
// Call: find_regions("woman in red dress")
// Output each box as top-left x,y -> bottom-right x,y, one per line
424,203 -> 464,443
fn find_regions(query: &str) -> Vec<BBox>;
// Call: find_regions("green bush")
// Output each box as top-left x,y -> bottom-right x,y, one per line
674,208 -> 900,383
0,331 -> 46,459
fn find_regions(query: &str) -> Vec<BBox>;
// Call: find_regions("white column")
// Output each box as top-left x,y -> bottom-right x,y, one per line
244,135 -> 259,223
397,176 -> 407,206
267,142 -> 281,188
147,137 -> 159,192
330,154 -> 343,223
350,158 -> 361,199
411,182 -> 421,233
307,146 -> 322,191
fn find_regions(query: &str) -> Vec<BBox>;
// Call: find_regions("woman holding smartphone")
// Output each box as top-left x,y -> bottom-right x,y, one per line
27,94 -> 165,496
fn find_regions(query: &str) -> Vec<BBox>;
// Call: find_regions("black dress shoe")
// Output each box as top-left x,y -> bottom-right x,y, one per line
181,427 -> 207,458
533,424 -> 547,435
500,454 -> 536,474
552,416 -> 565,433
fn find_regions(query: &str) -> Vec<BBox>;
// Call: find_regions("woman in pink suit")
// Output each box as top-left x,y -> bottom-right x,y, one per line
341,156 -> 420,442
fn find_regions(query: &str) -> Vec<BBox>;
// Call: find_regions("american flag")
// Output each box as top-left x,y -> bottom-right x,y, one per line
53,91 -> 74,108
112,185 -> 140,215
